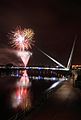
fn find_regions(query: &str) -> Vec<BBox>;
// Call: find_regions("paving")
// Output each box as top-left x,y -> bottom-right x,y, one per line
24,80 -> 81,120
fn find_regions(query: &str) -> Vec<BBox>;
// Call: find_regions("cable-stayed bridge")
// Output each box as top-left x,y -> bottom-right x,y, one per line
0,39 -> 76,78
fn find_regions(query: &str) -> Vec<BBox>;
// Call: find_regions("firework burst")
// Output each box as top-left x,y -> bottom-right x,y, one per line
10,27 -> 35,51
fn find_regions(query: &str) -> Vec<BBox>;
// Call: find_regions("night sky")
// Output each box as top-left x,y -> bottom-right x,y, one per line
0,0 -> 81,66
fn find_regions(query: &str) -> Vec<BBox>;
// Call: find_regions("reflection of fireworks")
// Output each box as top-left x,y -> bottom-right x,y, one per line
11,70 -> 32,110
11,87 -> 32,110
16,70 -> 31,87
10,26 -> 35,51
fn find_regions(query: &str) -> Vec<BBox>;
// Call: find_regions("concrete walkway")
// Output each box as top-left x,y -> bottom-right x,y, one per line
24,81 -> 81,120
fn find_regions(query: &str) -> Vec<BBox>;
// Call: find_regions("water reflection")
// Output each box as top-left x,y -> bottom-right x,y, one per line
0,71 -> 56,120
11,70 -> 32,110
11,88 -> 32,110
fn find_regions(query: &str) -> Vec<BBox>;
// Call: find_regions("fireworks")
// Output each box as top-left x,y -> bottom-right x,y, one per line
17,51 -> 32,67
10,26 -> 34,110
10,27 -> 35,51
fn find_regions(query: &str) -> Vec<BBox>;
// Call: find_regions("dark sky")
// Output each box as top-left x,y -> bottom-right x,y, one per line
0,0 -> 81,66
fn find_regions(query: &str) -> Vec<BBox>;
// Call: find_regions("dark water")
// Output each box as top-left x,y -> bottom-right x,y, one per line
0,75 -> 54,120
1,74 -> 81,120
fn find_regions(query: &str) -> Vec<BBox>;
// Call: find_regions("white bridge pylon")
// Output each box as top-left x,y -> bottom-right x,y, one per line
38,48 -> 66,69
37,38 -> 76,70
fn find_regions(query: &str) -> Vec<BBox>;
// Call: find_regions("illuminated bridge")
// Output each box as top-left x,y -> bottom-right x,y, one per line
0,66 -> 71,78
0,39 -> 75,78
0,66 -> 69,71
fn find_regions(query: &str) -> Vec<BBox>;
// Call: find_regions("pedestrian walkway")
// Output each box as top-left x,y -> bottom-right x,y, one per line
24,81 -> 81,120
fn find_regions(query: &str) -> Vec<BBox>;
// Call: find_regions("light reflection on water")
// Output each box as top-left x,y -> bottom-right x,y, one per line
0,72 -> 55,119
10,74 -> 55,111
11,87 -> 32,110
11,70 -> 32,110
